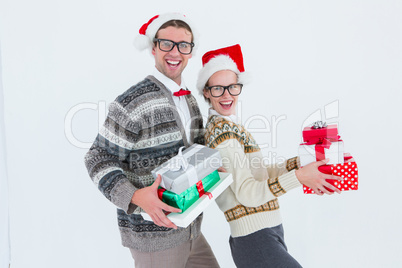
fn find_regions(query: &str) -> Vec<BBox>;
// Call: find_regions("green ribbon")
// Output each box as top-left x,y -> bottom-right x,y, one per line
158,170 -> 220,213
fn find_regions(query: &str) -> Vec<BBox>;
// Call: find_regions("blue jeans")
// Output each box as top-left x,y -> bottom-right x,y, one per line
229,224 -> 302,268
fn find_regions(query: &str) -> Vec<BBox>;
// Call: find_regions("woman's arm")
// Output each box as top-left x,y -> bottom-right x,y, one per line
215,139 -> 301,207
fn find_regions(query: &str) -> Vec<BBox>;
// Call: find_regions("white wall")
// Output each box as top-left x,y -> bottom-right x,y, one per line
0,44 -> 11,268
1,1 -> 401,267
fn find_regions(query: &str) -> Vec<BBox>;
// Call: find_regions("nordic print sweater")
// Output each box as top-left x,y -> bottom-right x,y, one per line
204,115 -> 301,237
84,75 -> 204,252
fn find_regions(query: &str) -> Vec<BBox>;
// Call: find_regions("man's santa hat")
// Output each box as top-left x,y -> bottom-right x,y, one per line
197,44 -> 249,95
134,12 -> 198,52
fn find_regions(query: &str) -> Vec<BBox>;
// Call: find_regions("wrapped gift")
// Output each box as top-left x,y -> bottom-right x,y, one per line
157,170 -> 220,212
142,172 -> 233,227
299,121 -> 344,166
303,154 -> 358,194
299,141 -> 344,166
152,144 -> 222,194
302,121 -> 339,143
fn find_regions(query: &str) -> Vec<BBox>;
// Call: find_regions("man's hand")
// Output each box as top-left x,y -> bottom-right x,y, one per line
131,174 -> 181,229
295,159 -> 343,195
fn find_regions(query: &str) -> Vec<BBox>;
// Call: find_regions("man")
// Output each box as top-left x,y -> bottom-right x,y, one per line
84,13 -> 219,267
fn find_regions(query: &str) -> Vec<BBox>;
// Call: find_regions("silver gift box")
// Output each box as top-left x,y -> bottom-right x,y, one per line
151,144 -> 222,194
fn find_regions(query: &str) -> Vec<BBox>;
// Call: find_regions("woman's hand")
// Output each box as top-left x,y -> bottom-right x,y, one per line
217,166 -> 227,173
295,159 -> 343,195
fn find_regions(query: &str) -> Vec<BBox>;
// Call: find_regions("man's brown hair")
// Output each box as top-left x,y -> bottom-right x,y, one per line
156,20 -> 194,42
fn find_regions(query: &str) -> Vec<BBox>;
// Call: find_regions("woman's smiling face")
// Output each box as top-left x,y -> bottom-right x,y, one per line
203,70 -> 239,116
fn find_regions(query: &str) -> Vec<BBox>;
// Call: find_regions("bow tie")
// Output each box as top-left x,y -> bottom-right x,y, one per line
173,89 -> 191,97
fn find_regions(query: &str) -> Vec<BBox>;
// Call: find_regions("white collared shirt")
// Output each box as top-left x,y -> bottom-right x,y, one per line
153,68 -> 192,143
208,108 -> 239,123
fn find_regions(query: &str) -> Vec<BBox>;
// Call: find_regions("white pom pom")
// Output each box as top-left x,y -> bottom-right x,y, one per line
134,35 -> 153,51
238,71 -> 251,85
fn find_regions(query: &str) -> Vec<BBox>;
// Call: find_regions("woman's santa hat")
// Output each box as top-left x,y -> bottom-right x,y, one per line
197,44 -> 249,95
134,12 -> 198,52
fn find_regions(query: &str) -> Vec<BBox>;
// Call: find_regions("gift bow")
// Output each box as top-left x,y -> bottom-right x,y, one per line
311,121 -> 327,129
165,146 -> 199,190
166,146 -> 189,171
160,146 -> 213,200
168,147 -> 212,199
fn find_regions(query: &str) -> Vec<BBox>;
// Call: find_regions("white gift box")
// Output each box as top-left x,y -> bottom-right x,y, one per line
141,172 -> 233,228
298,141 -> 344,166
152,144 -> 222,194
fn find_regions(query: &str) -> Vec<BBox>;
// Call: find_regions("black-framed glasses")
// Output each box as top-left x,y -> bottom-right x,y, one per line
153,38 -> 194,55
205,84 -> 243,97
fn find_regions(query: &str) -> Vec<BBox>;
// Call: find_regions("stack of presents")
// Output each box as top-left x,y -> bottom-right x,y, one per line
141,144 -> 233,227
298,121 -> 358,194
143,121 -> 358,226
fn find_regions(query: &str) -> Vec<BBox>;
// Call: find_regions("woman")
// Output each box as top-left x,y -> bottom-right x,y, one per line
197,44 -> 342,267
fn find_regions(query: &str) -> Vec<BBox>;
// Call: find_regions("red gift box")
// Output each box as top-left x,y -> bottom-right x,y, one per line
303,154 -> 358,194
302,124 -> 339,144
300,123 -> 343,166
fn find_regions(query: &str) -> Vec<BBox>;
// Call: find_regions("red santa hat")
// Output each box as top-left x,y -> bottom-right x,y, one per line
197,44 -> 249,94
134,12 -> 198,52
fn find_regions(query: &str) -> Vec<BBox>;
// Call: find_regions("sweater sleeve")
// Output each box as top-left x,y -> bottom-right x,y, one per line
264,156 -> 300,177
263,157 -> 302,197
84,101 -> 139,214
216,139 -> 301,207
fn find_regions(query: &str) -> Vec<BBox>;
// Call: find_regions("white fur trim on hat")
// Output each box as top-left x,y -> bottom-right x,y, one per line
196,55 -> 248,95
134,12 -> 198,54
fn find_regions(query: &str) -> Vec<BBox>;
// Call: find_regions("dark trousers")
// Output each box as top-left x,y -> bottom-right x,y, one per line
229,224 -> 302,268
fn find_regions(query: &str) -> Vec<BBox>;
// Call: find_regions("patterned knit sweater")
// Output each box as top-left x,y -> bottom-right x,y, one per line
84,75 -> 204,252
204,115 -> 301,237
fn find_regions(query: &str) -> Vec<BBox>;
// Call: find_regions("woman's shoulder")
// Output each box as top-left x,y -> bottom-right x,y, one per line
204,115 -> 260,152
204,115 -> 245,148
205,115 -> 240,133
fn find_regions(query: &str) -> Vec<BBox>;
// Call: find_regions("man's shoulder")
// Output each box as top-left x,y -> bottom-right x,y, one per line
114,75 -> 162,107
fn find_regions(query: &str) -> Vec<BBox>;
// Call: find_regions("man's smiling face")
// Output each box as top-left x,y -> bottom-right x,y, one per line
152,26 -> 193,85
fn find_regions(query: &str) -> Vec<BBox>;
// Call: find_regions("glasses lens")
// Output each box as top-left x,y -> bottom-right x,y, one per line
177,42 -> 192,54
210,86 -> 224,97
228,84 -> 242,95
159,40 -> 174,52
